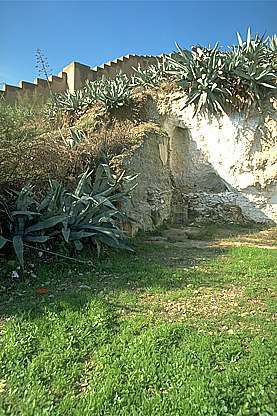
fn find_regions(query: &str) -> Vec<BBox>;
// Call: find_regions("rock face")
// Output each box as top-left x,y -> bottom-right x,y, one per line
112,126 -> 173,234
161,94 -> 277,225
113,95 -> 277,232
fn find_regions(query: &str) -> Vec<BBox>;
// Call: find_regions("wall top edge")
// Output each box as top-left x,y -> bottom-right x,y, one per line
0,53 -> 172,94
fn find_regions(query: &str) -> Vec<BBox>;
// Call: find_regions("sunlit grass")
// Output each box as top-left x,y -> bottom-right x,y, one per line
0,243 -> 276,415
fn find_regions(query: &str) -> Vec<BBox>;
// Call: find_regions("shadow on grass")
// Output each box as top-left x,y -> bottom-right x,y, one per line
0,224 -> 275,320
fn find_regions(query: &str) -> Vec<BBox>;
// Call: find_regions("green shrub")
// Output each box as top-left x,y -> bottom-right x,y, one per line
0,99 -> 44,143
0,163 -> 137,268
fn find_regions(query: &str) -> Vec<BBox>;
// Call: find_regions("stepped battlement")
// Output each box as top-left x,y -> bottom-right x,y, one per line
0,54 -> 162,102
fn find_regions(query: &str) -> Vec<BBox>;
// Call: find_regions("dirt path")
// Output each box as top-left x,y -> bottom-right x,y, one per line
141,225 -> 277,267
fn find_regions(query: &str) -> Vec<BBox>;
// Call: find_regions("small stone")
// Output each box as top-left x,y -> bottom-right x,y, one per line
11,271 -> 20,280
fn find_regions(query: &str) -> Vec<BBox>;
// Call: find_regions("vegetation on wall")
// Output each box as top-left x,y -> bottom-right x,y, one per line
46,29 -> 276,118
167,30 -> 277,115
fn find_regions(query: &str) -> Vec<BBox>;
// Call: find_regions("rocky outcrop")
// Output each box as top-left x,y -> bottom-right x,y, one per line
113,92 -> 276,231
111,125 -> 173,234
159,94 -> 277,225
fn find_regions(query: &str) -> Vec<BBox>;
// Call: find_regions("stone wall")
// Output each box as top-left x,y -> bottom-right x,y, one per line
187,192 -> 274,224
0,71 -> 68,103
1,55 -> 160,102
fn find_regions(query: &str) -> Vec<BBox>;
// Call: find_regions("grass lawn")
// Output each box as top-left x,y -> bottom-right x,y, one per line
0,226 -> 276,415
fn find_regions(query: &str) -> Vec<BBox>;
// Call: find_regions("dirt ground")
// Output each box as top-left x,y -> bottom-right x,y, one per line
141,224 -> 277,268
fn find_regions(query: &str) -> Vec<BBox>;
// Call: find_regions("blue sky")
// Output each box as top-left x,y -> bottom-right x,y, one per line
0,0 -> 276,87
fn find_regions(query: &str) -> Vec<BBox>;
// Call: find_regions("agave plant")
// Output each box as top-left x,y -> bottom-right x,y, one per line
44,88 -> 91,123
84,79 -> 102,104
67,127 -> 87,148
95,73 -> 132,111
131,60 -> 169,87
55,89 -> 88,114
268,34 -> 277,65
70,74 -> 133,113
226,29 -> 277,111
0,164 -> 137,267
0,186 -> 65,268
167,29 -> 276,116
51,164 -> 137,252
167,43 -> 231,115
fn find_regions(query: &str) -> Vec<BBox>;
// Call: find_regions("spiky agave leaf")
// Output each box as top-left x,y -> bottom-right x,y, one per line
167,30 -> 277,115
58,163 -> 137,253
0,162 -> 137,265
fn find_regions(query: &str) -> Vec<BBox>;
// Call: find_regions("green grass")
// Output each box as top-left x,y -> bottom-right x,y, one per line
0,243 -> 276,416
